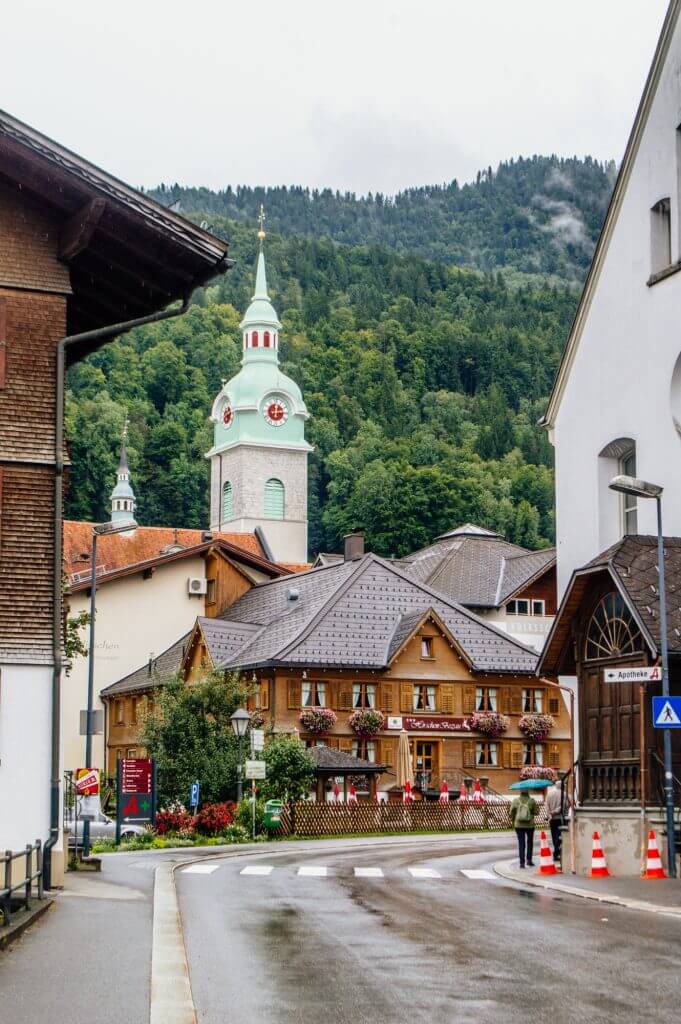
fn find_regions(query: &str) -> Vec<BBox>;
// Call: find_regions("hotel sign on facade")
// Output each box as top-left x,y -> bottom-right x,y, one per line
387,716 -> 473,732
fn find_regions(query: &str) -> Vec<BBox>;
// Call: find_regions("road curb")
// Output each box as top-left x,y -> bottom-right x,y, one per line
150,863 -> 196,1024
0,897 -> 54,951
493,860 -> 681,917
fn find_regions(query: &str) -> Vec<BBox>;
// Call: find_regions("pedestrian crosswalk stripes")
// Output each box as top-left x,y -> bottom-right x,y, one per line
353,867 -> 384,877
297,865 -> 328,877
182,863 -> 221,874
460,869 -> 496,880
184,862 -> 500,881
407,867 -> 441,878
240,865 -> 274,875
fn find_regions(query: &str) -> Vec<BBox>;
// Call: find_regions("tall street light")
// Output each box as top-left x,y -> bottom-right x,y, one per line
609,474 -> 676,877
82,518 -> 137,857
231,708 -> 251,801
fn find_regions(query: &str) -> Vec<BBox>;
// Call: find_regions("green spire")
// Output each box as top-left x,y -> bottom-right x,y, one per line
253,247 -> 269,301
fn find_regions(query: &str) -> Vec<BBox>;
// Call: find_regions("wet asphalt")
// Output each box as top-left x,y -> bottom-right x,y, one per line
177,835 -> 681,1024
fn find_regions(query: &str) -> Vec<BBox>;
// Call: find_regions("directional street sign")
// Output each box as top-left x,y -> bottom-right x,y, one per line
245,759 -> 266,780
653,696 -> 681,728
251,729 -> 265,752
603,666 -> 662,683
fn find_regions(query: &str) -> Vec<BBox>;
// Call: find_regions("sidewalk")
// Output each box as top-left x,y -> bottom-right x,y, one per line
494,858 -> 681,916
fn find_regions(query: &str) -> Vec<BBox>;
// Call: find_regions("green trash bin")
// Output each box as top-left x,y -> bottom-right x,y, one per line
263,799 -> 283,829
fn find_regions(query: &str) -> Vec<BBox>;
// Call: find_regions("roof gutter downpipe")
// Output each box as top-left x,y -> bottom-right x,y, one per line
44,261 -> 228,889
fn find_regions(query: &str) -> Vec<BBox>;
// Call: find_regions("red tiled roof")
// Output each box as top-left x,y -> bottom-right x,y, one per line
64,521 -> 264,579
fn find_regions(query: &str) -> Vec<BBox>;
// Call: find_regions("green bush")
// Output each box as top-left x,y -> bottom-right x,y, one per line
235,797 -> 265,835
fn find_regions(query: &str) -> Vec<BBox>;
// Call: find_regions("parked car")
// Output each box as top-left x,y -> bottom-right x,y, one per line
64,807 -> 147,847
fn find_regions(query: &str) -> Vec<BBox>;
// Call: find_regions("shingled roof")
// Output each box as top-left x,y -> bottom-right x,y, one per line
309,745 -> 385,773
396,524 -> 555,609
101,633 -> 190,697
539,535 -> 681,675
191,552 -> 538,675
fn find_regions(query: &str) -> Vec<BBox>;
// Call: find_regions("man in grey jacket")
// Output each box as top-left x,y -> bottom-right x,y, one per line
545,779 -> 569,861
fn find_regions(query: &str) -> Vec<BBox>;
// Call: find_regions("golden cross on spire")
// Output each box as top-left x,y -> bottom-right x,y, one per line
257,204 -> 266,242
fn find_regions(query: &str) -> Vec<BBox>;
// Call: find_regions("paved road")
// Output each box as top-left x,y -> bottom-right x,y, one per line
177,835 -> 679,1024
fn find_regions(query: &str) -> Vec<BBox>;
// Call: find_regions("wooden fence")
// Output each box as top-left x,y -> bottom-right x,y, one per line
279,801 -> 550,837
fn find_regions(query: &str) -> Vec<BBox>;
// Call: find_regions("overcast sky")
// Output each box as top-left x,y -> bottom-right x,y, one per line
0,0 -> 671,195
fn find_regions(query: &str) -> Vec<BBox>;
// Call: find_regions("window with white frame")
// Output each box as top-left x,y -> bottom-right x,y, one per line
620,448 -> 638,534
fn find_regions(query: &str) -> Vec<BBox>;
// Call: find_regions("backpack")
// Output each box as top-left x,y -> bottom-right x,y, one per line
515,799 -> 533,825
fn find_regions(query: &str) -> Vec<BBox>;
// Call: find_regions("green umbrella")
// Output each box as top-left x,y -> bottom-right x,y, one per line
509,779 -> 553,791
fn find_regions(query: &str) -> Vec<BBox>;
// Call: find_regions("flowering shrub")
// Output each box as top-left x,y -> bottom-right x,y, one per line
249,710 -> 266,730
469,711 -> 509,738
194,801 -> 236,836
155,802 -> 195,836
299,707 -> 337,735
348,708 -> 385,737
518,714 -> 555,741
520,765 -> 558,782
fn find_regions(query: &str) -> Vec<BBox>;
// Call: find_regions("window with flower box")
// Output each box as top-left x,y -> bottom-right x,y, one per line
352,738 -> 377,762
302,680 -> 326,707
523,742 -> 544,766
522,688 -> 544,713
475,686 -> 498,712
352,682 -> 376,709
413,684 -> 436,712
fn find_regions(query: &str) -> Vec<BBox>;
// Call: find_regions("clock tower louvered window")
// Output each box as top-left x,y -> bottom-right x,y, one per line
222,481 -> 233,522
264,478 -> 284,519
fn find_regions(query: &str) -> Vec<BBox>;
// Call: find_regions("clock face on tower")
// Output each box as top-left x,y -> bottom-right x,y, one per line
262,394 -> 289,427
222,404 -> 234,428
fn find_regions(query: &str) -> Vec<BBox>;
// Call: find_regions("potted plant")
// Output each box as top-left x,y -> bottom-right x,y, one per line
299,707 -> 337,735
519,765 -> 557,782
348,708 -> 385,737
249,710 -> 266,730
518,713 -> 555,741
469,710 -> 509,738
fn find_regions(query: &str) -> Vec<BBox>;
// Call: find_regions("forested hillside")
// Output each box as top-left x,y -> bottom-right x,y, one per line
65,217 -> 581,557
149,156 -> 614,283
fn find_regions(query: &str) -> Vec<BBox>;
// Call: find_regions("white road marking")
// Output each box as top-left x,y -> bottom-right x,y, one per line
407,867 -> 441,879
240,865 -> 274,876
460,869 -> 496,880
298,865 -> 328,877
182,863 -> 221,875
354,867 -> 384,878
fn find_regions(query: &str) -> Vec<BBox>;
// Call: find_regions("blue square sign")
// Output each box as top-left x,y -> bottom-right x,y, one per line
652,696 -> 681,728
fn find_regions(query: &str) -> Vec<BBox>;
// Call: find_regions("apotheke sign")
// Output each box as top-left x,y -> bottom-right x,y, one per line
387,716 -> 472,732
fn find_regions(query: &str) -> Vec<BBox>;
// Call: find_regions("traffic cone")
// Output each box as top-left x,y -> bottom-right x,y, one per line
643,830 -> 667,879
590,831 -> 610,877
538,831 -> 559,875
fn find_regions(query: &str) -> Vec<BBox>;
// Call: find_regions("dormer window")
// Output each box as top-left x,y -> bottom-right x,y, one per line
420,636 -> 434,659
651,197 -> 671,275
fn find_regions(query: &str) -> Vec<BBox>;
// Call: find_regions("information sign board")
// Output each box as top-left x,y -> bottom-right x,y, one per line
251,729 -> 265,751
121,757 -> 152,795
603,666 -> 662,683
245,759 -> 266,780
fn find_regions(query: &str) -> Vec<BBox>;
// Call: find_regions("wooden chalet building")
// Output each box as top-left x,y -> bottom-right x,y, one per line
178,546 -> 570,797
539,536 -> 681,874
0,109 -> 229,885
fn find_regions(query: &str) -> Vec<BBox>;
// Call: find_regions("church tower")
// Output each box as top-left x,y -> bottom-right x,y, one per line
206,213 -> 311,563
110,427 -> 137,526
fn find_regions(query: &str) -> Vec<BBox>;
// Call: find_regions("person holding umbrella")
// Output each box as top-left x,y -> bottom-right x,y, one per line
510,785 -> 539,868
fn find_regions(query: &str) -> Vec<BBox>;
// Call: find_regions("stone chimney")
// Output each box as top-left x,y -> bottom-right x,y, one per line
344,531 -> 365,561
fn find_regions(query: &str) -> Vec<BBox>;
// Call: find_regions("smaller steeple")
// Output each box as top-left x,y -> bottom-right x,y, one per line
110,420 -> 137,525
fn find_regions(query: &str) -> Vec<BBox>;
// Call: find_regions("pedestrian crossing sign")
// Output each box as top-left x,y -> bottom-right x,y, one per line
652,696 -> 681,728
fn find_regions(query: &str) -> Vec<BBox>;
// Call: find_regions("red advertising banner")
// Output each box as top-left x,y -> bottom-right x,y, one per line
76,768 -> 99,795
121,757 -> 152,795
393,716 -> 473,733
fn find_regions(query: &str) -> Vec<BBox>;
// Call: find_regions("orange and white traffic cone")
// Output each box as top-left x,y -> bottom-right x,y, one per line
643,830 -> 667,879
590,831 -> 610,877
538,831 -> 559,875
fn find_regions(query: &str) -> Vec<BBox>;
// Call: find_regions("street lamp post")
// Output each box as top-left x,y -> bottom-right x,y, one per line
231,708 -> 251,802
609,474 -> 676,877
82,519 -> 136,858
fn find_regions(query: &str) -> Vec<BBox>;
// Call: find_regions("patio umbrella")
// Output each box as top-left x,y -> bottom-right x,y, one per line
472,778 -> 484,803
396,729 -> 413,792
333,781 -> 340,802
347,783 -> 358,805
439,780 -> 449,804
403,779 -> 415,803
459,781 -> 467,802
509,779 -> 553,791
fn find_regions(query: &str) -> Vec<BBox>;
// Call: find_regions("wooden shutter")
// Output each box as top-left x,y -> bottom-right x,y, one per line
0,468 -> 3,550
508,687 -> 523,715
326,681 -> 337,710
325,736 -> 340,749
548,695 -> 560,716
463,740 -> 475,768
260,680 -> 270,711
548,743 -> 560,768
379,682 -> 394,714
400,682 -> 413,713
339,737 -> 354,753
338,683 -> 353,711
0,299 -> 6,388
462,685 -> 476,714
505,741 -> 523,769
440,683 -> 454,715
380,738 -> 396,769
287,679 -> 301,709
